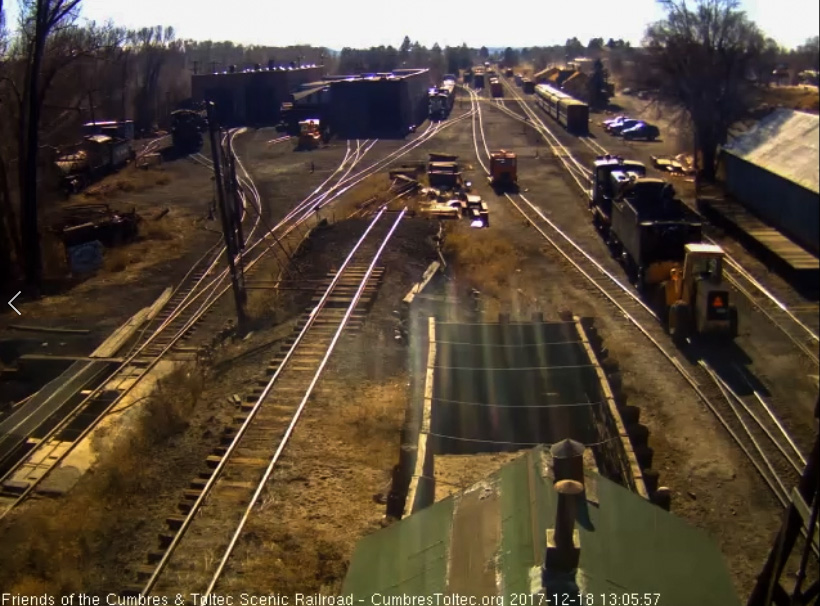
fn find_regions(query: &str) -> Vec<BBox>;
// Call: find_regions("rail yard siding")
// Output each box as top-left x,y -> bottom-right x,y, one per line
723,153 -> 820,256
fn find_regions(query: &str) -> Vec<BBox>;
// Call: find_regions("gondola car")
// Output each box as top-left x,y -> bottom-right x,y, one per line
533,83 -> 589,135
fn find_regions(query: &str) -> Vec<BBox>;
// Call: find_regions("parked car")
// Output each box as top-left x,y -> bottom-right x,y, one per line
622,122 -> 660,141
601,114 -> 629,127
608,118 -> 642,135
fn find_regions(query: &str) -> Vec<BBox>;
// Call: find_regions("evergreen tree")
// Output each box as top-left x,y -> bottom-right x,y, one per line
587,58 -> 611,109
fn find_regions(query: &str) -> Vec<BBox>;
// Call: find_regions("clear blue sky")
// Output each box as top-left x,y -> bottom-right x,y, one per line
4,0 -> 818,50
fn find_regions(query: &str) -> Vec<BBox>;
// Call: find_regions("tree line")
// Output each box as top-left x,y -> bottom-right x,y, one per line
0,0 -> 818,291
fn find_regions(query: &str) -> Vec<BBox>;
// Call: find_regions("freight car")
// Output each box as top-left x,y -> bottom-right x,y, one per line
514,74 -> 523,87
490,78 -> 503,98
56,135 -> 135,195
534,83 -> 589,134
521,78 -> 535,94
473,67 -> 485,90
607,176 -> 704,290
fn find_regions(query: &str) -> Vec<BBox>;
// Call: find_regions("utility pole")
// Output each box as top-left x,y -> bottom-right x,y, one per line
226,147 -> 245,250
205,101 -> 247,330
747,396 -> 819,606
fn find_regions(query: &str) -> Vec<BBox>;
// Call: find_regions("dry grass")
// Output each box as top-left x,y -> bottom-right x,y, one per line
442,220 -> 521,298
102,247 -> 131,272
99,219 -> 173,273
224,377 -> 408,594
81,165 -> 174,200
139,218 -> 174,241
40,233 -> 69,277
226,523 -> 348,596
246,285 -> 302,326
756,85 -> 819,113
338,379 -> 407,447
337,174 -> 393,216
0,364 -> 206,593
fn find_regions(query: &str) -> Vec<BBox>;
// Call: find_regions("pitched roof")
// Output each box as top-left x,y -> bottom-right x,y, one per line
564,71 -> 588,85
722,108 -> 819,194
533,66 -> 560,80
342,446 -> 741,605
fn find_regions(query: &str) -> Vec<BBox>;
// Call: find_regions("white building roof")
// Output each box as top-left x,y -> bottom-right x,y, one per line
722,108 -> 819,194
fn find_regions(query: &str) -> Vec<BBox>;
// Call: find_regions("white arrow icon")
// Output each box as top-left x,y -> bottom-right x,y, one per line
8,291 -> 21,315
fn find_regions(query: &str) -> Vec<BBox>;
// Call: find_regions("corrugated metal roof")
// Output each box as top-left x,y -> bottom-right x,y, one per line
722,108 -> 819,194
342,446 -> 741,605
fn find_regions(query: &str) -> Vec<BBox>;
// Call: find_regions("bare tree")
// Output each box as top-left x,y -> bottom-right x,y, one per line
0,0 -> 23,284
17,0 -> 82,290
130,26 -> 176,134
643,0 -> 767,182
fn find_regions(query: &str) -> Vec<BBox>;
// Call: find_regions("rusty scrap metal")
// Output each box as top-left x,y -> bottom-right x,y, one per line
51,204 -> 141,248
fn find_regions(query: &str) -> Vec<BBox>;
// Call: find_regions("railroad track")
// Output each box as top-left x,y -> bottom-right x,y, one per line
0,130 -> 263,518
495,76 -> 820,367
468,85 -> 817,551
127,207 -> 407,598
0,115 -> 471,518
136,134 -> 172,159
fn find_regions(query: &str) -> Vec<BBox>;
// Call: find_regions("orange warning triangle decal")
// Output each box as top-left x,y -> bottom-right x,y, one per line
713,296 -> 724,307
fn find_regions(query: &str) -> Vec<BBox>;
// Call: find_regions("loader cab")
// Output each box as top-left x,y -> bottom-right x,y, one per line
682,243 -> 726,290
669,243 -> 738,341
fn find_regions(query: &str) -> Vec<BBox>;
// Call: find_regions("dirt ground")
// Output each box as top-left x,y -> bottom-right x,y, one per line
756,84 -> 820,113
0,210 -> 439,594
0,92 -> 815,600
433,453 -> 524,502
427,91 -> 816,600
0,156 -> 221,410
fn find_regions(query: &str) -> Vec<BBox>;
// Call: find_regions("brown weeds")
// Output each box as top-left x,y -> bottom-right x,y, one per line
442,220 -> 521,298
82,166 -> 174,200
0,363 -> 206,593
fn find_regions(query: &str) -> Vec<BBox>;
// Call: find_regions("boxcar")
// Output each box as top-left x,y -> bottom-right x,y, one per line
534,83 -> 589,135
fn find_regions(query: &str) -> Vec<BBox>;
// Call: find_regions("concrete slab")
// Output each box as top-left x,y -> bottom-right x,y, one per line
35,360 -> 178,495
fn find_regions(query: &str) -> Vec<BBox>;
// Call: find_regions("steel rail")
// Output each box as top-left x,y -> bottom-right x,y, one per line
479,77 -> 812,521
141,207 -> 390,595
202,208 -> 408,597
500,75 -> 819,354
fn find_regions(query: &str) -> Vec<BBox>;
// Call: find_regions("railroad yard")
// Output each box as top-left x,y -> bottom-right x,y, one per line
0,62 -> 818,605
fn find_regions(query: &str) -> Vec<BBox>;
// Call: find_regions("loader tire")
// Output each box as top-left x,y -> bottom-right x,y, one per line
670,301 -> 690,345
728,306 -> 739,339
655,283 -> 670,326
